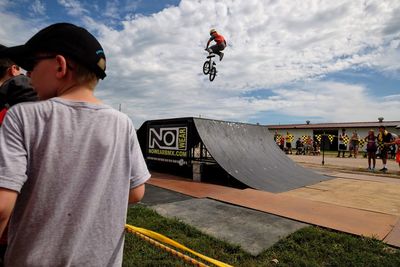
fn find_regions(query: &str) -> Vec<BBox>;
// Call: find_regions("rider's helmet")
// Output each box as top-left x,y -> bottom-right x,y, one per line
210,29 -> 217,35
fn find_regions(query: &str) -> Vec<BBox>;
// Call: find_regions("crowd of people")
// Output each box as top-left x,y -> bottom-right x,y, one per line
274,127 -> 400,173
274,131 -> 320,156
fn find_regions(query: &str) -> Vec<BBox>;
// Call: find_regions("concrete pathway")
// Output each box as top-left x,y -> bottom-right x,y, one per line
141,184 -> 307,255
289,154 -> 400,176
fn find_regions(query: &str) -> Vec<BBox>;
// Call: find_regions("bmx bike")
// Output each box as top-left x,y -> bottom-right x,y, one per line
203,53 -> 217,82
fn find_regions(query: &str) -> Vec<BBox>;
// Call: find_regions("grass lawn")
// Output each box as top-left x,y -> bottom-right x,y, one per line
123,204 -> 400,267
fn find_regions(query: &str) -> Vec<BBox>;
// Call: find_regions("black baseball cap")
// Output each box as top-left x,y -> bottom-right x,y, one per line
0,23 -> 106,79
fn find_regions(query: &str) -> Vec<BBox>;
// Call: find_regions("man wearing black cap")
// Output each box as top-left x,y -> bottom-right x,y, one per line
0,45 -> 38,126
0,23 -> 150,266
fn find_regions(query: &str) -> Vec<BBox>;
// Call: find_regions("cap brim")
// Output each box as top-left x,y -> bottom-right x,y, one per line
0,45 -> 33,71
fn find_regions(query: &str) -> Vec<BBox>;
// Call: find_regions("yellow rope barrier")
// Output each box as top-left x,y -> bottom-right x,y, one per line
126,227 -> 209,267
125,224 -> 233,267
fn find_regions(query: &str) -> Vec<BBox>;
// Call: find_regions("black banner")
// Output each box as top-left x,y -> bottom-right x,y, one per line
147,125 -> 188,159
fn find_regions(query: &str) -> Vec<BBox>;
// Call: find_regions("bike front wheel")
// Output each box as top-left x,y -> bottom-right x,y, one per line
203,61 -> 210,75
209,67 -> 216,81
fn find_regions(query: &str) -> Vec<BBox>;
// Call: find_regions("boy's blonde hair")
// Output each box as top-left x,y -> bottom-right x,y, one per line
70,58 -> 99,87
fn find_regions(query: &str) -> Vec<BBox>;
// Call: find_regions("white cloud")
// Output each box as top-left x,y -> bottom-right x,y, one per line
30,0 -> 46,16
0,13 -> 40,46
104,0 -> 120,19
0,0 -> 11,9
3,0 -> 400,127
57,0 -> 88,16
89,0 -> 400,126
259,81 -> 400,123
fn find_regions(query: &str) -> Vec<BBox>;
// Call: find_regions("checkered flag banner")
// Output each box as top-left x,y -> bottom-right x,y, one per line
342,135 -> 350,145
328,134 -> 335,144
377,132 -> 387,149
358,138 -> 366,148
286,134 -> 294,143
315,135 -> 322,142
275,134 -> 282,142
377,141 -> 384,149
301,135 -> 308,142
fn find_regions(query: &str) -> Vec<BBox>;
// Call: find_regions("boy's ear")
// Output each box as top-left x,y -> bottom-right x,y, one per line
55,55 -> 68,78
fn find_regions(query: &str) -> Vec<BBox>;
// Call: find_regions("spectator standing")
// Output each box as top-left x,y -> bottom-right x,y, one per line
273,130 -> 279,143
365,129 -> 377,171
1,44 -> 38,126
295,138 -> 304,155
0,45 -> 37,264
313,140 -> 320,156
394,136 -> 400,172
285,132 -> 293,154
349,130 -> 360,158
279,135 -> 285,151
0,23 -> 150,266
389,144 -> 396,159
305,136 -> 313,155
385,133 -> 400,172
337,129 -> 348,157
377,125 -> 394,172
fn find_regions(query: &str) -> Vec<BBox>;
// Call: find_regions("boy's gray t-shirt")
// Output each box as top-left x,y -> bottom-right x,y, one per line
0,97 -> 150,266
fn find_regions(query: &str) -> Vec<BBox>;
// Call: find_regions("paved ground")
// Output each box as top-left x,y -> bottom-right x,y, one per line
141,184 -> 307,255
141,155 -> 400,254
151,197 -> 306,255
289,154 -> 400,176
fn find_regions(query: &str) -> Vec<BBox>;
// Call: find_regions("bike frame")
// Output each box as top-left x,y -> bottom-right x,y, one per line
203,52 -> 217,81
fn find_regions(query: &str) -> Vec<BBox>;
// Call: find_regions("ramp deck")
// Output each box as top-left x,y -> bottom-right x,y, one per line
193,118 -> 331,192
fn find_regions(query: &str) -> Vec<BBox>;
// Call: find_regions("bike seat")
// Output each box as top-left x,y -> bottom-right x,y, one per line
207,54 -> 216,58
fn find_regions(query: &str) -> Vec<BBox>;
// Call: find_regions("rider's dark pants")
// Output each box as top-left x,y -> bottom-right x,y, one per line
210,43 -> 226,56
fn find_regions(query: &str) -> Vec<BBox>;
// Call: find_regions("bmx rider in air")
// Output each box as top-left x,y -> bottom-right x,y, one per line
205,29 -> 226,61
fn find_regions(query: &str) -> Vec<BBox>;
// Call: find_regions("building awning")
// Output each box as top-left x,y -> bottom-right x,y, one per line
266,121 -> 400,130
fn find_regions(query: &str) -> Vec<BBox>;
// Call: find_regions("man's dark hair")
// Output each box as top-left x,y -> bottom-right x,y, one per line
0,44 -> 15,79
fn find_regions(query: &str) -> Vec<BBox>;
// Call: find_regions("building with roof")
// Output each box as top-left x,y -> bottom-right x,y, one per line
267,118 -> 400,151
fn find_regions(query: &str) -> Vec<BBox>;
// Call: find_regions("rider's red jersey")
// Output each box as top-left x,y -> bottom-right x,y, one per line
210,33 -> 226,45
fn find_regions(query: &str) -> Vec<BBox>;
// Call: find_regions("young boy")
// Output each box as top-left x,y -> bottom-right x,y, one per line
0,23 -> 150,266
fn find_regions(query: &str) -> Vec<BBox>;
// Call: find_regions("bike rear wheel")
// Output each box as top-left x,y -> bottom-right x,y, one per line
209,67 -> 216,81
203,61 -> 210,75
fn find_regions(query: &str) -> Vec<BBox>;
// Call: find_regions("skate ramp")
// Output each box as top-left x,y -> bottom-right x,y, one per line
193,118 -> 330,192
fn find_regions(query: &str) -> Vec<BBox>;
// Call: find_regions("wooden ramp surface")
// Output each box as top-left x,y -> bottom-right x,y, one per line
148,172 -> 399,244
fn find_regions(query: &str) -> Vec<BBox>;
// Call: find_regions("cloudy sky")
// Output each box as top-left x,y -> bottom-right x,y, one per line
1,0 -> 399,127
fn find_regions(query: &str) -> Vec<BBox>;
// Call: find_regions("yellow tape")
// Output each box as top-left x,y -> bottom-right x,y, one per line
127,227 -> 209,267
125,224 -> 233,267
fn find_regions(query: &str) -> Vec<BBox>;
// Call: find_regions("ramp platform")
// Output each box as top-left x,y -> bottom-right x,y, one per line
138,117 -> 330,193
